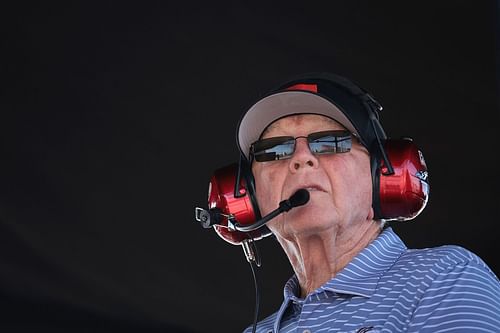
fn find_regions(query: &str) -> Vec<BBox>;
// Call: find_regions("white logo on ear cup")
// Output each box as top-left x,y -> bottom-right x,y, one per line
416,170 -> 428,182
418,150 -> 427,167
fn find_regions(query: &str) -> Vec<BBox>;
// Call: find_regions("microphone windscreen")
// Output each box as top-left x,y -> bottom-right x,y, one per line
289,189 -> 310,208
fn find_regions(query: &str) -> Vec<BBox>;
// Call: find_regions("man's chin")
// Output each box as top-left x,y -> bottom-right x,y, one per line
283,211 -> 337,236
285,198 -> 334,220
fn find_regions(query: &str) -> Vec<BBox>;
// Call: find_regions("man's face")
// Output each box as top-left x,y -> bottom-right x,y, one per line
251,114 -> 374,240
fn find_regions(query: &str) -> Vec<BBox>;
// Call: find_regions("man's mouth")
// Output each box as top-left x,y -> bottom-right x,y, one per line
290,184 -> 327,195
304,186 -> 322,192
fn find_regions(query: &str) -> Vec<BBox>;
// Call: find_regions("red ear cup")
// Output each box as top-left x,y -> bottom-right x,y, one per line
378,138 -> 430,221
208,163 -> 272,245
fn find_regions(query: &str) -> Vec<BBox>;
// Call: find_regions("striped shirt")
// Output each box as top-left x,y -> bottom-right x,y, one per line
244,227 -> 500,333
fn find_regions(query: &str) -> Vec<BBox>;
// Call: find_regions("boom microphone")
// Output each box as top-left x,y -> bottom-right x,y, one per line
280,188 -> 310,211
233,189 -> 310,232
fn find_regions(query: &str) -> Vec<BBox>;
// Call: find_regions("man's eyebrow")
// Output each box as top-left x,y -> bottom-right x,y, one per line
261,117 -> 345,138
260,123 -> 280,139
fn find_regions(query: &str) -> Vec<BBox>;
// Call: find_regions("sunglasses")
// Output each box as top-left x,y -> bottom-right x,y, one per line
250,130 -> 352,162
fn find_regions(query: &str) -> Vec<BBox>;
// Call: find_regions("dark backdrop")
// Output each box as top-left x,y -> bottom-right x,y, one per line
1,2 -> 499,332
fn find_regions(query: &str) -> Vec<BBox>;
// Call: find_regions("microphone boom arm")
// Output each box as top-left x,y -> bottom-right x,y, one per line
232,189 -> 310,232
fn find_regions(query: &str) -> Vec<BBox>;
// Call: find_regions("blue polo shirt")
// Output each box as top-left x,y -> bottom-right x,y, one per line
244,227 -> 500,332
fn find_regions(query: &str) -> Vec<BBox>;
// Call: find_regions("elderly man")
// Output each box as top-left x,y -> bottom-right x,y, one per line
199,73 -> 500,332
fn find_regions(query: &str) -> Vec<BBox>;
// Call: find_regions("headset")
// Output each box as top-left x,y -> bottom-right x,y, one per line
195,73 -> 429,249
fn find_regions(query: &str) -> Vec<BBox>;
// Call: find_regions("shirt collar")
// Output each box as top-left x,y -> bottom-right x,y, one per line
283,227 -> 407,300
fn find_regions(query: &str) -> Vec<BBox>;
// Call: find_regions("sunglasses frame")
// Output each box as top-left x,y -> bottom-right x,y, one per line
250,130 -> 353,162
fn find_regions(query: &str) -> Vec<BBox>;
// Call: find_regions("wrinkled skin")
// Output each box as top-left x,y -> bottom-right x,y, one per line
252,114 -> 382,297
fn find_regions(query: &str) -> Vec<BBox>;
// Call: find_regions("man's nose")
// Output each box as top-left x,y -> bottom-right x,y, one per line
288,138 -> 319,172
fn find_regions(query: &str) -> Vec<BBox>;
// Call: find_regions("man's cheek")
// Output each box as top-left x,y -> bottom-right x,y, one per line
255,175 -> 279,215
255,183 -> 274,215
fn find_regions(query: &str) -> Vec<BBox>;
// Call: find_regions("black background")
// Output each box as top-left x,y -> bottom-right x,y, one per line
1,2 -> 499,332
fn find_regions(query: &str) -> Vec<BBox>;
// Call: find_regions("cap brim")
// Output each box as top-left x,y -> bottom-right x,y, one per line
237,91 -> 359,160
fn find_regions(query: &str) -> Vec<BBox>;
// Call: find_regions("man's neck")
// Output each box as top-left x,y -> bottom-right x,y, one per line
277,220 -> 382,298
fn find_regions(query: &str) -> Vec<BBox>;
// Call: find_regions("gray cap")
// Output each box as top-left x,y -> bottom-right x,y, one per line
236,73 -> 385,160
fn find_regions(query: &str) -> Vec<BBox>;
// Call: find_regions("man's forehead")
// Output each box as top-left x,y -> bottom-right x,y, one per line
260,114 -> 346,138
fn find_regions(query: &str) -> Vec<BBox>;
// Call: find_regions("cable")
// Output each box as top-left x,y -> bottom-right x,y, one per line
248,259 -> 260,333
368,112 -> 394,175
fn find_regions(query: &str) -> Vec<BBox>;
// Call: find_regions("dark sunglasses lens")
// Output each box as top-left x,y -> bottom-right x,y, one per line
308,131 -> 352,154
252,131 -> 352,162
253,137 -> 295,162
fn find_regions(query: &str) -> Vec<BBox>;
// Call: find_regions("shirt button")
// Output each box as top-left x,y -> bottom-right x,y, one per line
303,330 -> 311,333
